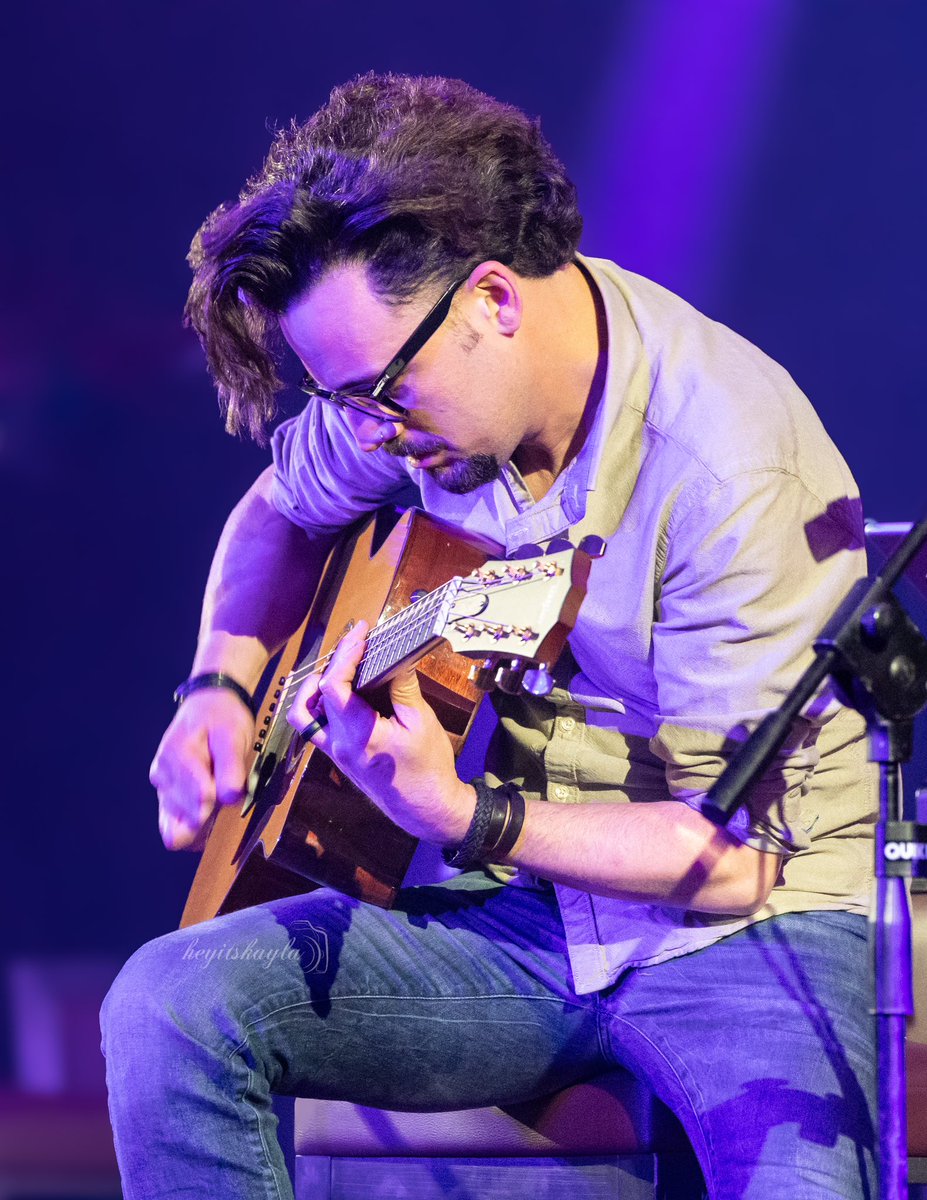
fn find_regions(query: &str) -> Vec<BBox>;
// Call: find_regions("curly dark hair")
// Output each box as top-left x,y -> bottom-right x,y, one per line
184,72 -> 583,441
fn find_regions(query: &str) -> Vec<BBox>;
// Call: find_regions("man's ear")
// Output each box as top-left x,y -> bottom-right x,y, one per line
467,261 -> 522,337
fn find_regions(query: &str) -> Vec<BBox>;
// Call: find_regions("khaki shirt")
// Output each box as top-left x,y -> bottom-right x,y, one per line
272,256 -> 876,994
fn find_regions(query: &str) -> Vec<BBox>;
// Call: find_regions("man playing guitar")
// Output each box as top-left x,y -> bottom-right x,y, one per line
102,73 -> 876,1199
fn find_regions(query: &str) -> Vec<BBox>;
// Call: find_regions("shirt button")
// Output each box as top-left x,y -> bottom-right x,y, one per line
560,717 -> 575,732
553,785 -> 569,800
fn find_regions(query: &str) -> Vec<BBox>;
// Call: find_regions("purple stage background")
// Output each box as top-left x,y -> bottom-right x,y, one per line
0,0 -> 924,1110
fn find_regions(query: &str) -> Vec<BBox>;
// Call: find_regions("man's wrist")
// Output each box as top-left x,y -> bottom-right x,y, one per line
447,783 -> 478,844
192,632 -> 271,695
174,673 -> 257,717
442,781 -> 526,870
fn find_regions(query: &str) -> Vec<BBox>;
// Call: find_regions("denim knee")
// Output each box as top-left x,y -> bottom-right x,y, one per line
100,905 -> 321,1072
100,930 -> 199,1065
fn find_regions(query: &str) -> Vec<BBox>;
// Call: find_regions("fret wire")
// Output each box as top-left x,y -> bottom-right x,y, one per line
365,643 -> 382,683
371,630 -> 394,676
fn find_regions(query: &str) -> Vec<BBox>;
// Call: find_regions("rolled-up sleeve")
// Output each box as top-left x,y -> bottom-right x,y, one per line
648,468 -> 866,855
271,403 -> 416,534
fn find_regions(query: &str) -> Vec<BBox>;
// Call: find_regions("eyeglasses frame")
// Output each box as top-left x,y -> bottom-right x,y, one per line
298,272 -> 470,424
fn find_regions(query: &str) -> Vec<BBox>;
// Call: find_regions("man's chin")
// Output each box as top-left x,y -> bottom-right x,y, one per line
429,454 -> 501,495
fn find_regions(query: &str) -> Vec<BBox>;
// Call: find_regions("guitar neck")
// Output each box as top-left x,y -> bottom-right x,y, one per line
355,579 -> 456,689
277,579 -> 459,719
278,530 -> 589,717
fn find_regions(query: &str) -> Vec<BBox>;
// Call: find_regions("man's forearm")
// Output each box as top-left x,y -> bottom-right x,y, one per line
190,466 -> 336,693
506,797 -> 779,916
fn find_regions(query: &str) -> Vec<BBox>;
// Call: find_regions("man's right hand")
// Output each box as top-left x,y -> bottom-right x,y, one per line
148,465 -> 333,850
149,690 -> 255,850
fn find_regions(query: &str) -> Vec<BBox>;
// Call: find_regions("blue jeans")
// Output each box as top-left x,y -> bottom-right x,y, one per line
100,873 -> 875,1199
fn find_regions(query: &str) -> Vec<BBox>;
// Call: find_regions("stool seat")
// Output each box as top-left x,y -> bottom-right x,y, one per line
295,891 -> 927,1198
295,1069 -> 673,1159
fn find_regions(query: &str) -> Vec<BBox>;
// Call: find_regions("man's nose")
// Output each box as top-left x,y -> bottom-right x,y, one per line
345,410 -> 404,451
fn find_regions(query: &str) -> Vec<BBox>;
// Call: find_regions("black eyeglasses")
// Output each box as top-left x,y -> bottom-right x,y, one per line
298,272 -> 468,424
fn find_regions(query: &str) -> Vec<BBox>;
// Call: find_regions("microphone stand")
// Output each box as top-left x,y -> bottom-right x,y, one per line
702,513 -> 927,1200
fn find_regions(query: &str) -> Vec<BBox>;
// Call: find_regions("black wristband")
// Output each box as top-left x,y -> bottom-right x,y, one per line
443,780 -> 527,870
442,780 -> 495,870
488,784 -> 526,860
481,784 -> 511,854
173,672 -> 257,717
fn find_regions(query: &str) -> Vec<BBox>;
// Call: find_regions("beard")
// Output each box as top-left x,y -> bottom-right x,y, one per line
429,453 -> 501,494
382,435 -> 501,495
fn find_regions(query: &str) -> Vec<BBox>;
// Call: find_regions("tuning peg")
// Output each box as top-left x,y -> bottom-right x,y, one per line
578,535 -> 607,558
495,659 -> 527,694
468,658 -> 498,691
509,542 -> 544,561
522,665 -> 554,696
546,537 -> 574,554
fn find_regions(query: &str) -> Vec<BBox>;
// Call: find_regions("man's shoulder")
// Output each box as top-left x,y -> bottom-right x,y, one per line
587,257 -> 853,494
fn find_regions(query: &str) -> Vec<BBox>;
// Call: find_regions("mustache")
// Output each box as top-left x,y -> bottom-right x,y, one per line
382,435 -> 447,459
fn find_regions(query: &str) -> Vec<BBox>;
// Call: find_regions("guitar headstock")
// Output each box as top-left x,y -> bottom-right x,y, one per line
439,544 -> 594,696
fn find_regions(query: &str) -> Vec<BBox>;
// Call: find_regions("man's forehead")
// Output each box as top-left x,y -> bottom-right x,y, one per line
279,262 -> 418,390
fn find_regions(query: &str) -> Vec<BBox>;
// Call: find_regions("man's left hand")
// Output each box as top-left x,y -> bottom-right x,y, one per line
286,620 -> 476,845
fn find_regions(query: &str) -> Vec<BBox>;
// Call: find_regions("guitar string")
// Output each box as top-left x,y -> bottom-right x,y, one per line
274,631 -> 442,725
281,580 -> 455,691
277,598 -> 448,705
283,601 -> 441,687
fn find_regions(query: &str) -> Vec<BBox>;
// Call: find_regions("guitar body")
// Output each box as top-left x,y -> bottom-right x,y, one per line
180,508 -> 500,928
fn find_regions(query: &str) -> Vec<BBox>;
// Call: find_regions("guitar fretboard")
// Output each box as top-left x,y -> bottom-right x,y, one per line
276,545 -> 575,717
355,580 -> 455,688
279,576 -> 459,719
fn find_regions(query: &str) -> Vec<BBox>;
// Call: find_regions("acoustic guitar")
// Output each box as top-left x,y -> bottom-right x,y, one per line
180,506 -> 594,928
